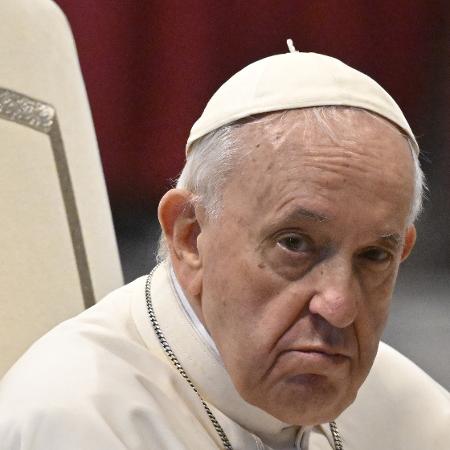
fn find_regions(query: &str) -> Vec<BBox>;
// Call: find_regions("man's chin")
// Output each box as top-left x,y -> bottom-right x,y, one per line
244,376 -> 358,426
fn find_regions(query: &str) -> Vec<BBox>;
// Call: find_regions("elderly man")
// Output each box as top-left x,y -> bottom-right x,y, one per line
0,45 -> 448,449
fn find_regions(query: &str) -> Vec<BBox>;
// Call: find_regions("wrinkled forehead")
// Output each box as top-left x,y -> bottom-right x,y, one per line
222,107 -> 415,219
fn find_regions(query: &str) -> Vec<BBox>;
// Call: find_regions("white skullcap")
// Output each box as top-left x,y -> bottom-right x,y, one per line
187,42 -> 418,153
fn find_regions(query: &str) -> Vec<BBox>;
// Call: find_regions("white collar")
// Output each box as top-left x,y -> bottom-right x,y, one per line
169,264 -> 219,356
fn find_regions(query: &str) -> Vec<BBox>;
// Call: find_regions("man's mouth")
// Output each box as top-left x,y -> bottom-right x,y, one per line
276,345 -> 351,374
288,349 -> 349,364
290,344 -> 350,358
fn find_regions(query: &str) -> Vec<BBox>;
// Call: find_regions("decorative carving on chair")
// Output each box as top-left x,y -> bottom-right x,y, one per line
0,89 -> 55,133
0,87 -> 95,309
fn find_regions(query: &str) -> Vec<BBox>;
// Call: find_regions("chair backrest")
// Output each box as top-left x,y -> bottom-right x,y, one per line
0,0 -> 123,376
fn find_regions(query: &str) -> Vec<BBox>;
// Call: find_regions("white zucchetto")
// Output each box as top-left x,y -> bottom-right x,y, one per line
187,44 -> 418,153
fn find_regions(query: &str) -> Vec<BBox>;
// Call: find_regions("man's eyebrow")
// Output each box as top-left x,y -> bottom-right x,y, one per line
278,210 -> 403,246
378,233 -> 403,248
284,207 -> 330,223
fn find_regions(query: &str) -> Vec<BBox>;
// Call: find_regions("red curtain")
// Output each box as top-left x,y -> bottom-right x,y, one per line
54,1 -> 449,211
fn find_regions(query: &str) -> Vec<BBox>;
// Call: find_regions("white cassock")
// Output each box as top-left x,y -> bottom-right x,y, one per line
0,262 -> 448,449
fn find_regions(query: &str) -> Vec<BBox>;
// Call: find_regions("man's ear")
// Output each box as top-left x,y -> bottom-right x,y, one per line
158,189 -> 204,295
400,225 -> 416,262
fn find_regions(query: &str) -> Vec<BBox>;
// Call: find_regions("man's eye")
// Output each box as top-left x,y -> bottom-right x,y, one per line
277,235 -> 311,253
360,248 -> 392,263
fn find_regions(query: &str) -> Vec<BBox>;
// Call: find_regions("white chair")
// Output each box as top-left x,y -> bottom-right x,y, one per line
0,0 -> 123,376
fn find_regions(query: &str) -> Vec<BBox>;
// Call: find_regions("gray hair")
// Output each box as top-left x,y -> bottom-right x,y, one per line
157,107 -> 425,262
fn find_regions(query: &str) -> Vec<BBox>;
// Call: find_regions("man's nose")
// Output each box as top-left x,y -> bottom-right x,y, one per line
308,257 -> 360,328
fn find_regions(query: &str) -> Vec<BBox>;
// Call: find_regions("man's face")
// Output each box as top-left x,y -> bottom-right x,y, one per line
195,109 -> 415,425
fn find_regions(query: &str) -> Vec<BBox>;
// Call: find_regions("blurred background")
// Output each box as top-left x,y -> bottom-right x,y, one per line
54,1 -> 449,387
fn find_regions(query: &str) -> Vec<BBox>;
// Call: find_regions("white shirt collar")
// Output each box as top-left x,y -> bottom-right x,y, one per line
168,264 -> 220,356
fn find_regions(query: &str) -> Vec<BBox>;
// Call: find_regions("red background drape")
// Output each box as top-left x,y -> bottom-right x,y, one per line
53,1 -> 449,270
